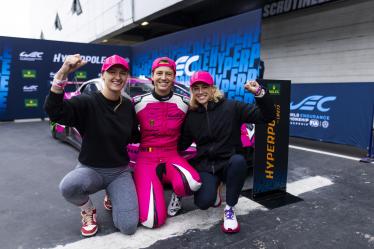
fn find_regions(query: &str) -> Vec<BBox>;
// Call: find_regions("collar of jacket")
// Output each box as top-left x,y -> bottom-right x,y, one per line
152,89 -> 173,101
196,98 -> 225,112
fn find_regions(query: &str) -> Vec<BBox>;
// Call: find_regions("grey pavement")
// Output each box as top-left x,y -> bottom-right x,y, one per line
0,121 -> 373,249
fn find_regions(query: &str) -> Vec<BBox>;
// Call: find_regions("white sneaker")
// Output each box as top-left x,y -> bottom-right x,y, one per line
221,206 -> 240,233
167,192 -> 182,217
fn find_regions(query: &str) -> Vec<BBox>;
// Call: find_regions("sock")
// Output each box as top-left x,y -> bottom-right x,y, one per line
79,199 -> 94,211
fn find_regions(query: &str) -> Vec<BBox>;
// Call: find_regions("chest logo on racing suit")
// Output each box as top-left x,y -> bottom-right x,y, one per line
149,119 -> 154,126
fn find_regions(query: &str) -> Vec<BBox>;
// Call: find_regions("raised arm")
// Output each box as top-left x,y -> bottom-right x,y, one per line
44,54 -> 88,127
237,80 -> 275,124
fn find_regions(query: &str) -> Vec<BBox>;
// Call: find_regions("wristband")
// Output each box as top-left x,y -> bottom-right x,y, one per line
52,78 -> 68,89
254,85 -> 262,96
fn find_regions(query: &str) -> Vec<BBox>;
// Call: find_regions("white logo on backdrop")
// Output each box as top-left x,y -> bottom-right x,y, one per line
19,52 -> 44,61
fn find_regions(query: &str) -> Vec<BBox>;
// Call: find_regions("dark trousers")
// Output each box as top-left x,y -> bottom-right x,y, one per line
194,154 -> 247,209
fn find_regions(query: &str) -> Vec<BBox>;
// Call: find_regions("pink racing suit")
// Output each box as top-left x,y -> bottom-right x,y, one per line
133,91 -> 201,228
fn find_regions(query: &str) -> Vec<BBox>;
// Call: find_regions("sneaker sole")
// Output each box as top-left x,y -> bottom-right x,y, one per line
81,227 -> 98,237
221,223 -> 240,234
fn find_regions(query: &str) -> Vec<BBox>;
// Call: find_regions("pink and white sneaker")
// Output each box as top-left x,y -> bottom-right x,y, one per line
103,193 -> 112,211
80,208 -> 98,237
221,206 -> 240,233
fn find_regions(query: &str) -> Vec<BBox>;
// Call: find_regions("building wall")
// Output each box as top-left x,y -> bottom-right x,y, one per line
133,0 -> 183,21
41,0 -> 183,43
261,0 -> 374,83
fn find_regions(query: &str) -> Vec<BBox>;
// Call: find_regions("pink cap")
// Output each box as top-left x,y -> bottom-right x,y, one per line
190,71 -> 214,87
151,57 -> 176,73
101,55 -> 129,72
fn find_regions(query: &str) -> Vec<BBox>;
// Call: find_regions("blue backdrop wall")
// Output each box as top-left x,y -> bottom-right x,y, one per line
0,36 -> 131,121
131,9 -> 262,104
290,83 -> 374,150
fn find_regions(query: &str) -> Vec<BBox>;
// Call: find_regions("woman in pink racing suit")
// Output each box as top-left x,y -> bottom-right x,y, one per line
133,57 -> 202,228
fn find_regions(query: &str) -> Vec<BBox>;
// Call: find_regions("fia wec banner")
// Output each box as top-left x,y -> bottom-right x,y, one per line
290,83 -> 374,151
252,79 -> 291,198
131,9 -> 262,104
0,36 -> 131,121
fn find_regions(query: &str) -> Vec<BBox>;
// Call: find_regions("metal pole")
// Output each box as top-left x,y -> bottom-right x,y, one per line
360,104 -> 374,163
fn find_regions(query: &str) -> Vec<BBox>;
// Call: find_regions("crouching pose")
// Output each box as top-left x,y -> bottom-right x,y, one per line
44,54 -> 139,237
133,57 -> 202,228
179,71 -> 275,233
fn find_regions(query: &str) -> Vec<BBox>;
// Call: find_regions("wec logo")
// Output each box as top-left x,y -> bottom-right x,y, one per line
290,95 -> 336,112
176,55 -> 199,77
19,51 -> 44,61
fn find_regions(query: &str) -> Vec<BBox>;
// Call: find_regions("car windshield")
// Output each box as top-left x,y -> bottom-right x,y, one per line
64,84 -> 80,92
81,82 -> 99,94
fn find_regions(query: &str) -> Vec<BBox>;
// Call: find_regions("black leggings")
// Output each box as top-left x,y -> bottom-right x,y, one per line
194,154 -> 247,209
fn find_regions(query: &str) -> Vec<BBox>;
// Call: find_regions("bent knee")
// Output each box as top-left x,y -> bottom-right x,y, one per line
59,180 -> 79,199
114,210 -> 139,235
230,155 -> 247,170
118,223 -> 138,235
231,154 -> 246,164
190,181 -> 202,192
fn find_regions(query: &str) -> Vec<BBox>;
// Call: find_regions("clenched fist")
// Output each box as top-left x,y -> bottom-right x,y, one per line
244,80 -> 262,96
55,54 -> 87,80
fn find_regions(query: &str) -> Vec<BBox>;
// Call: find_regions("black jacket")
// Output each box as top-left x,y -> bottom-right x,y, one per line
44,91 -> 140,167
179,92 -> 275,174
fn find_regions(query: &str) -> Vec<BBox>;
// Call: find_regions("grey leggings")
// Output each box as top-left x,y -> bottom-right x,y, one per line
59,163 -> 139,235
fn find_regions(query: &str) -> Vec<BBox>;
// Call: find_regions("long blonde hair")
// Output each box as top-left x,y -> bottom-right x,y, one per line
189,85 -> 224,110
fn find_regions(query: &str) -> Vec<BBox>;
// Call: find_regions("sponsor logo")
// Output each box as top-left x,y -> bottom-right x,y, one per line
290,112 -> 331,128
75,71 -> 87,79
19,51 -> 43,61
49,72 -> 56,79
22,70 -> 36,78
268,83 -> 280,95
24,99 -> 38,108
322,121 -> 329,128
176,55 -> 200,77
23,85 -> 38,92
309,119 -> 319,127
53,53 -> 106,64
290,95 -> 336,112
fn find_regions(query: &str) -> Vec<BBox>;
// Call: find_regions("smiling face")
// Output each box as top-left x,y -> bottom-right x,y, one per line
101,65 -> 129,99
151,66 -> 175,96
191,83 -> 214,107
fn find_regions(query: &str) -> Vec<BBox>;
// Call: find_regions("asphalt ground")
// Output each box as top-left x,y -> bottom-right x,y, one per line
0,121 -> 373,249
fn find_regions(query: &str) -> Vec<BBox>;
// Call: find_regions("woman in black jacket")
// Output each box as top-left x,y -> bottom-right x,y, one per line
179,71 -> 275,233
44,54 -> 140,237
